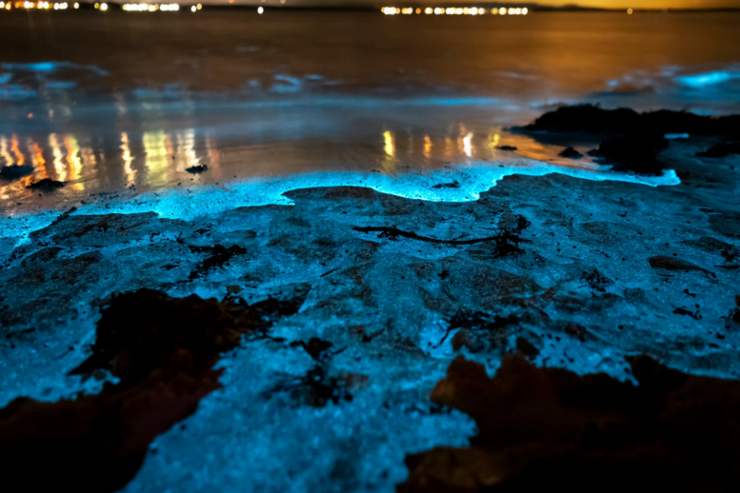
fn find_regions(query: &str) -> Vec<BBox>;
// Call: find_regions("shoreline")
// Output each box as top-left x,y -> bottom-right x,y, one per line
0,105 -> 738,491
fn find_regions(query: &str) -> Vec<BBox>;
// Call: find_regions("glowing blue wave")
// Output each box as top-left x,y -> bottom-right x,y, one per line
76,160 -> 679,219
675,69 -> 740,89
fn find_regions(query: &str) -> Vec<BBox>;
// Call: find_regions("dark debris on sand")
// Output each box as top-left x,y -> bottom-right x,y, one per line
353,214 -> 530,257
264,337 -> 367,407
400,355 -> 740,492
649,255 -> 717,279
0,164 -> 33,181
0,288 -> 306,492
26,178 -> 66,192
185,164 -> 209,174
188,244 -> 248,280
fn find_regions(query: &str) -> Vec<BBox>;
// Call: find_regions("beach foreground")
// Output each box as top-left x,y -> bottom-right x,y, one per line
0,107 -> 739,491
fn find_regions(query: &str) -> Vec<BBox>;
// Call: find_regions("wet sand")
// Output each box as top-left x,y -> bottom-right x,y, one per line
0,108 -> 738,491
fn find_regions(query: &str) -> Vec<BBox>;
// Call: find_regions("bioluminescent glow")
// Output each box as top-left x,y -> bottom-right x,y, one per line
676,70 -> 740,88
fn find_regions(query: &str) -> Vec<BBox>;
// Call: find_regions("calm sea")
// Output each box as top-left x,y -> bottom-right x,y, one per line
1,10 -> 739,210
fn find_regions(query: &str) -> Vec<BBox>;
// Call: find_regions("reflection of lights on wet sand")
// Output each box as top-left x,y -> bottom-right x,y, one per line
0,136 -> 14,166
120,132 -> 137,187
28,140 -> 49,180
63,135 -> 84,191
11,136 -> 25,166
143,131 -> 173,182
383,130 -> 395,159
175,129 -> 199,173
444,137 -> 455,159
382,130 -> 396,173
462,132 -> 474,158
488,132 -> 501,156
423,135 -> 432,159
205,135 -> 221,178
80,145 -> 97,179
49,133 -> 66,182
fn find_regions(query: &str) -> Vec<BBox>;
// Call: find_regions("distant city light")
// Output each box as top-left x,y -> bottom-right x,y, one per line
0,1 -> 528,16
382,5 -> 529,17
627,7 -> 634,15
121,3 -> 195,13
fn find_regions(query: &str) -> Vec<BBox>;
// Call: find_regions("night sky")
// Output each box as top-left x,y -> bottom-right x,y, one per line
230,0 -> 740,7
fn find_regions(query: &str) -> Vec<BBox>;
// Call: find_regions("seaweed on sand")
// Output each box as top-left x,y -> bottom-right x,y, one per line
0,288 -> 306,492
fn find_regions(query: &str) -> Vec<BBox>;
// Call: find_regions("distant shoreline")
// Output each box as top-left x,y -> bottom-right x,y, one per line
12,4 -> 739,13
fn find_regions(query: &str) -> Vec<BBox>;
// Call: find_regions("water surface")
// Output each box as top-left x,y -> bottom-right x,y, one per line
1,11 -> 738,211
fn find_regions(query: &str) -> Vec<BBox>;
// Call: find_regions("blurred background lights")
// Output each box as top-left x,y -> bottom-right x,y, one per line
381,5 -> 529,16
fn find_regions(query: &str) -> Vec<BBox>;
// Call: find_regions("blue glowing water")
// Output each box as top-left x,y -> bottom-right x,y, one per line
676,69 -> 740,88
0,12 -> 736,215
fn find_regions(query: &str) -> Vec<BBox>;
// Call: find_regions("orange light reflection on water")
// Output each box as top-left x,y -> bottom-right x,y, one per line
1,124 -> 597,209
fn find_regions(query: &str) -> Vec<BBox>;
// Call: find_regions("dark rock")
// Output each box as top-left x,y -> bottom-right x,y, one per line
558,146 -> 583,159
0,288 -> 306,492
400,355 -> 740,492
0,165 -> 33,181
185,164 -> 209,174
521,104 -> 740,138
496,145 -> 517,151
518,105 -> 740,175
26,178 -> 65,192
589,133 -> 669,175
696,141 -> 740,158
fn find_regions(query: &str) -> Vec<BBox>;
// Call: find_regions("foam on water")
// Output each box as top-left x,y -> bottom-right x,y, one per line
80,160 -> 678,220
0,159 -> 680,250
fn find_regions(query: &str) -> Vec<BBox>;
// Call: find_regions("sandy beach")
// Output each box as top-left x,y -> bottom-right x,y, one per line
1,104 -> 739,490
